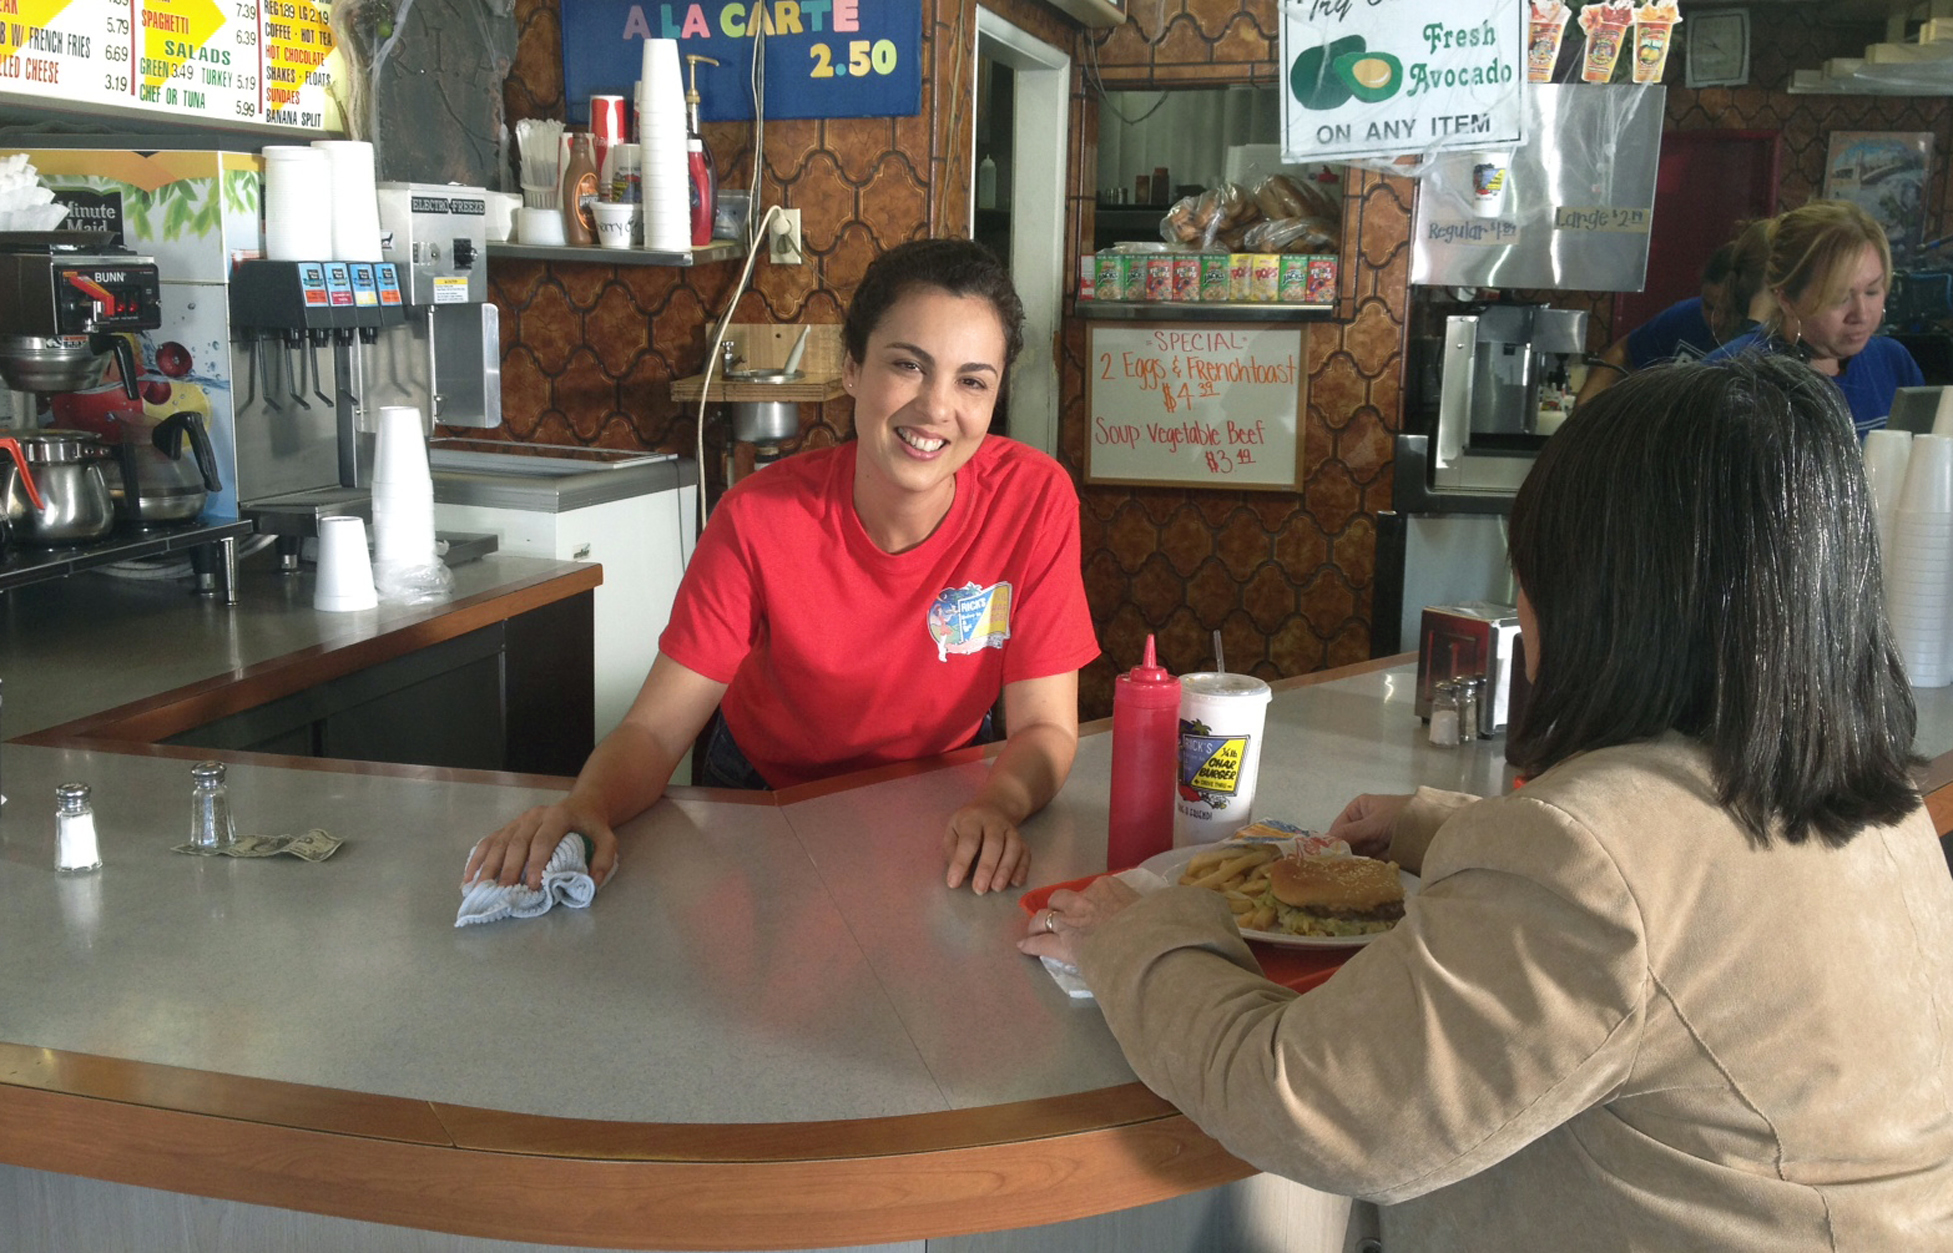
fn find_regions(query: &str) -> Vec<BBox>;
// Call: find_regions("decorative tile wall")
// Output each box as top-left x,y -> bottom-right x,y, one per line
493,0 -> 1953,722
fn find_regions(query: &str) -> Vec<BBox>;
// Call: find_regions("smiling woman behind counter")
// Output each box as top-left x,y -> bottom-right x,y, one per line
467,239 -> 1099,897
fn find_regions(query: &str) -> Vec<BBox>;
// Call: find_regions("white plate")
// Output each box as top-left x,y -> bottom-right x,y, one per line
1137,839 -> 1419,949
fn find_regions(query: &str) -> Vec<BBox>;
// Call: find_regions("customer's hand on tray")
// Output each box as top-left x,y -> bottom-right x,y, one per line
1324,792 -> 1412,859
1017,875 -> 1143,968
464,798 -> 619,892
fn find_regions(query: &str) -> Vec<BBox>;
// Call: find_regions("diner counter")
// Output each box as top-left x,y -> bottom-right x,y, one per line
1,558 -> 1950,1251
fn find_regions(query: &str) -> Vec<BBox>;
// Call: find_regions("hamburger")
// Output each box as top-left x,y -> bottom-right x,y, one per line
1261,854 -> 1405,938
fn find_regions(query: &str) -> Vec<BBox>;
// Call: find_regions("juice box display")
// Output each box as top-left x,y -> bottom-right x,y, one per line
1171,255 -> 1200,302
1304,255 -> 1339,304
1199,253 -> 1231,302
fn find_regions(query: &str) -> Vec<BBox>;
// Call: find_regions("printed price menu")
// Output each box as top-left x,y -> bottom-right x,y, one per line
0,0 -> 341,132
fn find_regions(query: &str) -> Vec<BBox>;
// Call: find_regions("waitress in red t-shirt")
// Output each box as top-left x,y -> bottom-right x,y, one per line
467,239 -> 1100,897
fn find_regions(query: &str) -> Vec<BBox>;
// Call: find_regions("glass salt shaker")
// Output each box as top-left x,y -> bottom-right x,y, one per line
1455,676 -> 1484,742
1427,681 -> 1463,749
188,761 -> 238,852
55,782 -> 102,873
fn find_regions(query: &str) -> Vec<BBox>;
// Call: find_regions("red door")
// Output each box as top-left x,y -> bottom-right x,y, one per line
1614,130 -> 1782,334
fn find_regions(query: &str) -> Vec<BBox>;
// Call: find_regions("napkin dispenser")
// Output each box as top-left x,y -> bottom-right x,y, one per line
1415,601 -> 1522,735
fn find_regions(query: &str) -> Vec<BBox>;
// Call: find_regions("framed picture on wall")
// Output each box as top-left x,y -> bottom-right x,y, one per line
1823,131 -> 1935,267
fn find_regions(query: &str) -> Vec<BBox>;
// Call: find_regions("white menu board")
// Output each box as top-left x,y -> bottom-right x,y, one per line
0,0 -> 343,132
1085,322 -> 1309,491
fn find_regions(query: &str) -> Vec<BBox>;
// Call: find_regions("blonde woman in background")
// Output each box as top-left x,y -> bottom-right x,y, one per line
1707,198 -> 1923,435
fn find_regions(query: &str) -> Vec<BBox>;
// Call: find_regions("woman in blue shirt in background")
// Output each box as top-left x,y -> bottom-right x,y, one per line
1706,199 -> 1922,436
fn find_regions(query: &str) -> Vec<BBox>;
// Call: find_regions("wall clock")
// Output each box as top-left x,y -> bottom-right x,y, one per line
1685,9 -> 1751,89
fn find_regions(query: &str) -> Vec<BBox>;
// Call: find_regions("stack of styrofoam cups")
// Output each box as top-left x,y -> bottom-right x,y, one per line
1862,428 -> 1914,567
1884,432 -> 1953,688
370,405 -> 439,594
314,515 -> 378,612
311,139 -> 384,261
262,146 -> 333,260
636,38 -> 691,251
1935,385 -> 1953,438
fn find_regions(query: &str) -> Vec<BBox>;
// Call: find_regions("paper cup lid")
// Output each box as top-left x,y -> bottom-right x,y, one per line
1179,672 -> 1272,700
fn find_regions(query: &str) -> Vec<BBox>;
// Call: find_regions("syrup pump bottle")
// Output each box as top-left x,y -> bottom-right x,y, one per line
684,54 -> 720,247
1108,635 -> 1179,871
560,132 -> 600,246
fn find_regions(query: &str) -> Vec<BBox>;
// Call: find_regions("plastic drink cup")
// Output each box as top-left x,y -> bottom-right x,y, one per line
1526,1 -> 1571,83
1629,3 -> 1681,83
592,201 -> 636,249
1578,1 -> 1633,83
1174,672 -> 1274,846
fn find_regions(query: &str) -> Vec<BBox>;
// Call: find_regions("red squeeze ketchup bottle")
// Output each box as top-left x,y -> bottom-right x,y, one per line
1108,635 -> 1179,871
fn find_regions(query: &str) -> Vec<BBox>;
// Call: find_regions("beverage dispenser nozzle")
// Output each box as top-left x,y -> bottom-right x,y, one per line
309,331 -> 336,409
281,330 -> 311,411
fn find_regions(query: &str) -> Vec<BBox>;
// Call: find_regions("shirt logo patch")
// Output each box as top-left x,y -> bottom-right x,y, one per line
927,581 -> 1012,661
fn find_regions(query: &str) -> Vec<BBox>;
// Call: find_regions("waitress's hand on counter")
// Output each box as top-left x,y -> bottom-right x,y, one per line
1017,875 -> 1142,968
1324,792 -> 1411,859
464,799 -> 620,892
943,801 -> 1031,896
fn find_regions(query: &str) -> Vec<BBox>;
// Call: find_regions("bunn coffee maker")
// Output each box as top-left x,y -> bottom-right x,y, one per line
0,231 -> 160,408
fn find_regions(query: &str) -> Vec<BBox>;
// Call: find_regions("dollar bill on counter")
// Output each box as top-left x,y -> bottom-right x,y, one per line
171,829 -> 344,862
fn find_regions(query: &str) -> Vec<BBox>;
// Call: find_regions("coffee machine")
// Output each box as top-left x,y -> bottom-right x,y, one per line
1427,304 -> 1589,495
0,230 -> 160,408
9,149 -> 503,566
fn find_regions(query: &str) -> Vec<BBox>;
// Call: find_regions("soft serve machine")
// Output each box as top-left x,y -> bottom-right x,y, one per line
5,149 -> 501,572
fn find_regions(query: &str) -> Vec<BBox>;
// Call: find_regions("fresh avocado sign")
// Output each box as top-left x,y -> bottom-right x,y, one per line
1279,0 -> 1525,165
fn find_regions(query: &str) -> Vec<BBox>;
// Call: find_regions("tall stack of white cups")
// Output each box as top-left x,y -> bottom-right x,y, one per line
1884,432 -> 1953,688
262,146 -> 333,260
369,406 -> 450,603
1862,428 -> 1913,567
637,38 -> 692,251
311,139 -> 384,261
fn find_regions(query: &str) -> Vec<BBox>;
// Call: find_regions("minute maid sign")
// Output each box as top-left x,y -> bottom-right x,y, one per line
1280,0 -> 1525,166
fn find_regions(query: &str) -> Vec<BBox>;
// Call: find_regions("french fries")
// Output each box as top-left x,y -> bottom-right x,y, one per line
1177,841 -> 1281,903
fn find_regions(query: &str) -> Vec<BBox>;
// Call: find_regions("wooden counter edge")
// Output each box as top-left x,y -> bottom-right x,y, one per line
0,1077 -> 1253,1248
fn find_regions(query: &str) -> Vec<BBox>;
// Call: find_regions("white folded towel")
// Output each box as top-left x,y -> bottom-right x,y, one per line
456,833 -> 601,927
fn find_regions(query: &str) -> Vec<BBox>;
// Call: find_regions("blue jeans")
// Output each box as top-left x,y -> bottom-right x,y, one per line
696,709 -> 1000,790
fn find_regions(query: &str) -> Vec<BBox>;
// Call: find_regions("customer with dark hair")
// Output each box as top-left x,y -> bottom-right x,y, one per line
1708,198 -> 1923,435
471,238 -> 1098,896
1024,354 -> 1953,1250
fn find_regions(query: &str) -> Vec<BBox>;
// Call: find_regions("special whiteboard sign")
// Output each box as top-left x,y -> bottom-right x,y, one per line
1086,323 -> 1309,491
0,0 -> 344,132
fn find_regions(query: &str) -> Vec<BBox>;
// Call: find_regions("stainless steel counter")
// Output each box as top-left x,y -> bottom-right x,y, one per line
0,552 -> 594,738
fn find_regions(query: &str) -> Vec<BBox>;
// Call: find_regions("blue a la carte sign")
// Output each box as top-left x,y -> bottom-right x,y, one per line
561,0 -> 923,124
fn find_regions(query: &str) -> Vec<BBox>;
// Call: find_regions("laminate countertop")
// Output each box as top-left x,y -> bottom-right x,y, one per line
2,564 -> 1950,1250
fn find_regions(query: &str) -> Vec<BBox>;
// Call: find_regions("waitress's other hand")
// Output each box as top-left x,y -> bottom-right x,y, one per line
943,801 -> 1030,895
465,800 -> 619,892
1325,792 -> 1413,859
1017,876 -> 1142,967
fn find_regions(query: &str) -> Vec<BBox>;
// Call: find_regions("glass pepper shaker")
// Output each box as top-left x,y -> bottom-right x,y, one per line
1456,676 -> 1484,742
55,782 -> 102,873
188,761 -> 238,852
1427,681 -> 1463,749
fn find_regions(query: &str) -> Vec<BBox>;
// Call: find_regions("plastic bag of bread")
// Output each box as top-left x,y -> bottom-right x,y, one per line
1252,173 -> 1342,229
1242,215 -> 1340,254
1160,182 -> 1258,248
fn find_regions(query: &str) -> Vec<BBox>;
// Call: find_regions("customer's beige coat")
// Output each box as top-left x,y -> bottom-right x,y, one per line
1082,737 -> 1953,1251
